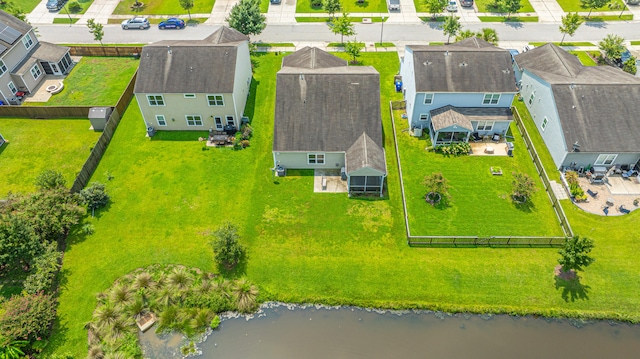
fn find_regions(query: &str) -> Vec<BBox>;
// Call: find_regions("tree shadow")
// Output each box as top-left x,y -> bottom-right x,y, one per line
355,0 -> 369,8
513,198 -> 535,213
504,21 -> 524,29
554,276 -> 591,302
584,21 -> 607,29
217,251 -> 248,280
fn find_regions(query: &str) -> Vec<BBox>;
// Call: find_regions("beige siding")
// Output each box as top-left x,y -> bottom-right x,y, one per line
274,152 -> 345,170
232,41 -> 252,122
0,29 -> 37,103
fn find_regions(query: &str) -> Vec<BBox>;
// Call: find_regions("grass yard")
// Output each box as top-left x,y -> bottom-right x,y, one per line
25,57 -> 138,107
478,16 -> 539,22
0,0 -> 48,13
585,14 -> 633,21
474,0 -> 535,12
260,0 -> 270,12
112,0 -> 214,15
0,118 -> 100,196
296,0 -> 387,13
556,0 -> 625,12
296,16 -> 386,22
569,51 -> 598,66
53,17 -> 80,24
530,42 -> 594,47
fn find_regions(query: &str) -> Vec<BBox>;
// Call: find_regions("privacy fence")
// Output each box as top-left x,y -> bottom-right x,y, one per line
388,101 -> 571,248
69,46 -> 143,57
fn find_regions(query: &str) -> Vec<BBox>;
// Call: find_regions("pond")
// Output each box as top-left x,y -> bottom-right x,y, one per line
140,304 -> 640,358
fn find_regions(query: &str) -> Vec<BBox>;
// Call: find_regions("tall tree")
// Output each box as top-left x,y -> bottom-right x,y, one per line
559,13 -> 584,45
425,0 -> 447,20
502,0 -> 522,18
442,16 -> 461,44
178,0 -> 194,20
226,0 -> 266,37
210,222 -> 245,269
86,19 -> 104,46
598,33 -> 625,63
580,0 -> 610,18
323,0 -> 341,20
330,11 -> 356,44
455,29 -> 475,42
476,27 -> 499,45
344,40 -> 361,64
622,56 -> 637,75
558,236 -> 595,273
0,214 -> 43,270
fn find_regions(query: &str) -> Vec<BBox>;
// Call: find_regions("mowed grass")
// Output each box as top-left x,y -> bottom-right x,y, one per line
569,51 -> 598,66
296,0 -> 387,13
473,0 -> 535,12
0,0 -> 51,12
25,57 -> 138,107
556,0 -> 625,12
113,0 -> 214,15
0,119 -> 100,196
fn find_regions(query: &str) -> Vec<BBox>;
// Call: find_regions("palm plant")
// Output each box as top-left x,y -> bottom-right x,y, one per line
93,302 -> 119,332
156,306 -> 179,332
190,308 -> 214,331
104,315 -> 135,344
126,297 -> 148,320
232,278 -> 259,313
87,344 -> 105,359
103,352 -> 131,359
213,278 -> 233,299
168,267 -> 192,290
132,272 -> 154,291
109,283 -> 134,306
195,279 -> 213,296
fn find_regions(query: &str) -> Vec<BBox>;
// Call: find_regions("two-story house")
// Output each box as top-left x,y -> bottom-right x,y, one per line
399,38 -> 517,145
0,10 -> 73,105
134,26 -> 252,133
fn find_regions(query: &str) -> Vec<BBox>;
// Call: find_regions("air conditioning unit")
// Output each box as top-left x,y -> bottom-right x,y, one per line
411,127 -> 423,137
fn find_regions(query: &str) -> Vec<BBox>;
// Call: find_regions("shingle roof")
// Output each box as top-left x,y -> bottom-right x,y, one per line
407,38 -> 516,93
345,133 -> 386,175
515,43 -> 640,153
430,106 -> 474,131
134,26 -> 247,94
429,106 -> 512,131
0,10 -> 32,50
281,46 -> 348,69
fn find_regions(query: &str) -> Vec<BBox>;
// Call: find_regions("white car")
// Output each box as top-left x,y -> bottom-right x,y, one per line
121,17 -> 150,30
446,1 -> 458,12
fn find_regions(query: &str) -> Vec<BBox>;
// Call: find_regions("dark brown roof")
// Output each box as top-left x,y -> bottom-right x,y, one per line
282,46 -> 348,69
407,39 -> 516,93
345,133 -> 386,175
0,10 -> 32,50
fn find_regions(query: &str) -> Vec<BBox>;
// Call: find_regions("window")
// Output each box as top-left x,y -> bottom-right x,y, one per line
184,94 -> 196,98
0,60 -> 6,77
528,92 -> 535,105
186,115 -> 203,126
147,95 -> 165,106
308,153 -> 325,165
207,94 -> 224,106
595,154 -> 617,166
476,121 -> 494,131
156,115 -> 167,126
22,34 -> 34,50
7,81 -> 17,95
214,116 -> 223,130
226,116 -> 235,127
482,93 -> 500,105
30,64 -> 42,80
541,117 -> 548,131
419,113 -> 429,121
423,93 -> 434,105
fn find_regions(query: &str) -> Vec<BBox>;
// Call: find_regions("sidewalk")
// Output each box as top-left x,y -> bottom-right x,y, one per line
206,0 -> 240,24
265,0 -> 297,24
77,0 -> 120,25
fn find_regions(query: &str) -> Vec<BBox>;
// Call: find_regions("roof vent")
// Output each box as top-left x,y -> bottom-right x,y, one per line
572,105 -> 576,109
190,66 -> 193,72
423,61 -> 432,66
569,83 -> 575,90
167,46 -> 171,55
299,73 -> 304,80
502,69 -> 510,74
459,62 -> 468,67
445,50 -> 449,56
146,53 -> 149,58
351,82 -> 360,85
581,95 -> 585,99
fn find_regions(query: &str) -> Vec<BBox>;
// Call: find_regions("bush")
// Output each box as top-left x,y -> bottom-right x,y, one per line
210,222 -> 245,269
210,315 -> 221,329
23,243 -> 62,295
240,124 -> 253,140
35,170 -> 66,190
80,182 -> 110,212
240,139 -> 250,148
0,293 -> 57,342
67,1 -> 82,13
435,142 -> 471,156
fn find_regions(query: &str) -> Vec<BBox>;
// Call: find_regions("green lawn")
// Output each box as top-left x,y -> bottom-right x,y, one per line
530,42 -> 594,47
296,0 -> 387,13
556,0 -> 625,12
24,57 -> 138,107
53,17 -> 80,24
0,119 -> 100,196
478,16 -> 539,22
585,14 -> 633,21
112,0 -> 214,15
473,0 -> 534,12
296,16 -> 387,22
569,51 -> 598,66
63,0 -> 96,15
0,0 -> 49,13
631,40 -> 640,45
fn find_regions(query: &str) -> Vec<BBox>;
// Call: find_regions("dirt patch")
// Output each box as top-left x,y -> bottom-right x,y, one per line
554,265 -> 577,281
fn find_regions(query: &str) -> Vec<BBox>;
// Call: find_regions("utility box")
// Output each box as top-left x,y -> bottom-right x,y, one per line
411,127 -> 423,137
506,142 -> 514,156
88,107 -> 112,131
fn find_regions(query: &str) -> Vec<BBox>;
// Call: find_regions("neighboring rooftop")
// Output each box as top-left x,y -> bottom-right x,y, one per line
282,46 -> 348,69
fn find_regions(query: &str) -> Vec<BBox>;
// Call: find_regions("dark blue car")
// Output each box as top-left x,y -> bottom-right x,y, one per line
158,18 -> 186,30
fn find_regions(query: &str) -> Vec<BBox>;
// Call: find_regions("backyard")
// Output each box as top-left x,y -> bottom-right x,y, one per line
42,53 -> 640,358
113,0 -> 215,15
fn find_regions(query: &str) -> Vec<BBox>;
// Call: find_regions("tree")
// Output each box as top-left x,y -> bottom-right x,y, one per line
80,182 -> 110,215
422,172 -> 450,205
511,172 -> 537,203
558,236 -> 595,273
425,0 -> 447,20
330,11 -> 355,44
323,0 -> 341,20
178,0 -> 194,19
210,222 -> 245,269
23,242 -> 62,295
598,34 -> 625,63
476,28 -> 499,45
442,16 -> 461,44
455,29 -> 475,42
86,18 -> 104,46
580,0 -> 610,18
622,56 -> 637,75
502,0 -> 522,18
559,13 -> 584,45
344,40 -> 361,64
0,292 -> 57,342
35,169 -> 66,190
0,214 -> 43,270
2,2 -> 26,21
226,0 -> 266,37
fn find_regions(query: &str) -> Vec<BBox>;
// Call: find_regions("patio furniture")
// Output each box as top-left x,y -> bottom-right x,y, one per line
471,132 -> 482,142
492,134 -> 500,143
587,189 -> 598,198
621,169 -> 637,179
619,205 -> 631,214
606,198 -> 614,206
484,146 -> 494,154
603,206 -> 609,216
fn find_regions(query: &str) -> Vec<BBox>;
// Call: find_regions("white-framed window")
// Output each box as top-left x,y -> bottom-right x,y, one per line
476,121 -> 494,131
226,116 -> 235,127
595,154 -> 617,166
156,115 -> 167,126
0,60 -> 7,77
30,64 -> 42,80
528,92 -> 535,105
482,93 -> 500,105
147,95 -> 165,106
541,117 -> 548,131
419,113 -> 429,121
7,81 -> 17,95
308,153 -> 325,165
186,115 -> 203,126
22,34 -> 34,50
183,94 -> 196,98
423,93 -> 434,105
207,94 -> 224,106
214,116 -> 223,130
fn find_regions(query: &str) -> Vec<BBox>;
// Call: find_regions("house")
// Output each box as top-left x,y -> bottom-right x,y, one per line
0,10 -> 73,105
513,43 -> 640,171
272,47 -> 387,196
134,26 -> 252,132
399,38 -> 517,145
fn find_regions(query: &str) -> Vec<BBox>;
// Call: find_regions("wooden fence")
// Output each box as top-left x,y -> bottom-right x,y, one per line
0,106 -> 93,118
69,46 -> 143,57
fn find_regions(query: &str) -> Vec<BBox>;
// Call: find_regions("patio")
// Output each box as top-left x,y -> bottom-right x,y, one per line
573,176 -> 640,216
469,140 -> 510,156
313,169 -> 347,193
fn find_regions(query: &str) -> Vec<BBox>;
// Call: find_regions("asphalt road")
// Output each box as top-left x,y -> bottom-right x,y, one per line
37,22 -> 640,45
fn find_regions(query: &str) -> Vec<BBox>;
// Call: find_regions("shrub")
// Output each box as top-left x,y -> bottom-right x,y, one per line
422,172 -> 450,205
435,142 -> 471,156
23,243 -> 62,295
241,139 -> 250,148
210,315 -> 221,329
0,292 -> 57,342
80,182 -> 110,212
210,222 -> 245,269
240,123 -> 253,140
511,172 -> 537,203
67,1 -> 82,13
35,170 -> 66,190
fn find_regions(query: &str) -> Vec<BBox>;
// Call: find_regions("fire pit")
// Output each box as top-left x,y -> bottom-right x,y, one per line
46,82 -> 64,94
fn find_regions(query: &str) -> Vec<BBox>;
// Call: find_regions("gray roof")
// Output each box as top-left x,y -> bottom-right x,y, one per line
0,10 -> 32,50
345,133 -> 386,175
273,48 -> 382,153
407,38 -> 516,93
15,42 -> 70,75
134,26 -> 247,94
282,46 -> 348,69
430,106 -> 473,131
430,106 -> 512,131
515,43 -> 640,153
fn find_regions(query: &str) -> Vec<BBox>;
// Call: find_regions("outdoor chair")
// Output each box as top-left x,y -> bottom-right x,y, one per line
587,189 -> 598,198
471,132 -> 482,142
621,169 -> 636,179
619,205 -> 631,214
603,206 -> 609,216
492,134 -> 500,143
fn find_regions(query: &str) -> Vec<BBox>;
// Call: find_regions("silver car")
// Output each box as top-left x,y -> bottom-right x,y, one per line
121,17 -> 150,30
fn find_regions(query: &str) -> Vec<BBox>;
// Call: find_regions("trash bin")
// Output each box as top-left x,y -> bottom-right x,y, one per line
506,141 -> 514,156
147,126 -> 156,137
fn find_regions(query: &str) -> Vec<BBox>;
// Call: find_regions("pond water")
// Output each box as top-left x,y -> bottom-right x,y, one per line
140,304 -> 640,358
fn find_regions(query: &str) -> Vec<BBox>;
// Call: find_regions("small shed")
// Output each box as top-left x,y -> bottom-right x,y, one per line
88,107 -> 112,131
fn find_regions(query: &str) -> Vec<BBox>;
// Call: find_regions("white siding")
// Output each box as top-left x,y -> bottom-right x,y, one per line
231,41 -> 252,122
399,47 -> 417,125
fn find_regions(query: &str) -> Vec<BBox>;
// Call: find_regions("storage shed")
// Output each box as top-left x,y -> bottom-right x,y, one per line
88,107 -> 112,131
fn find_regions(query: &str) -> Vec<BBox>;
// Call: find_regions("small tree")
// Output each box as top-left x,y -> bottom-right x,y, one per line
35,169 -> 66,190
511,172 -> 537,203
422,172 -> 450,205
344,40 -> 361,64
442,16 -> 461,44
323,0 -> 341,20
502,0 -> 522,18
580,0 -> 610,18
598,33 -> 625,64
558,236 -> 595,273
178,0 -> 194,19
476,28 -> 499,45
0,292 -> 57,342
455,29 -> 475,42
559,13 -> 584,45
330,11 -> 355,44
425,0 -> 447,20
622,56 -> 637,75
210,222 -> 245,269
226,0 -> 266,37
86,18 -> 104,46
80,182 -> 110,215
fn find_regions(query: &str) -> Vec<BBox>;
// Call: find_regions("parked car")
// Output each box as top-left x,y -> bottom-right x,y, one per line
508,49 -> 519,63
460,0 -> 474,7
158,18 -> 185,29
626,0 -> 639,5
446,1 -> 458,12
387,0 -> 401,11
620,48 -> 632,64
121,17 -> 150,30
270,0 -> 281,4
46,0 -> 67,11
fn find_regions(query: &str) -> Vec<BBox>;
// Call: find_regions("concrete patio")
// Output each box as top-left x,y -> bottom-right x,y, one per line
469,141 -> 510,156
313,169 -> 347,193
572,176 -> 640,216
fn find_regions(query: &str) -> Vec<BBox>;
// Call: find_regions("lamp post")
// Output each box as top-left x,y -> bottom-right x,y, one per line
380,16 -> 385,46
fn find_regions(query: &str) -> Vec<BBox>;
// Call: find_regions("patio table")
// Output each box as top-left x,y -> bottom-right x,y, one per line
484,146 -> 494,154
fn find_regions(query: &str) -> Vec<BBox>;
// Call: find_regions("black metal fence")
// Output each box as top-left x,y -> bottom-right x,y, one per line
408,236 -> 566,247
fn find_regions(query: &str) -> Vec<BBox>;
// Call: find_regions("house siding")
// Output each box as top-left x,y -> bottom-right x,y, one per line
231,42 -> 252,123
399,47 -> 417,125
562,152 -> 640,170
0,29 -> 38,103
274,152 -> 345,171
